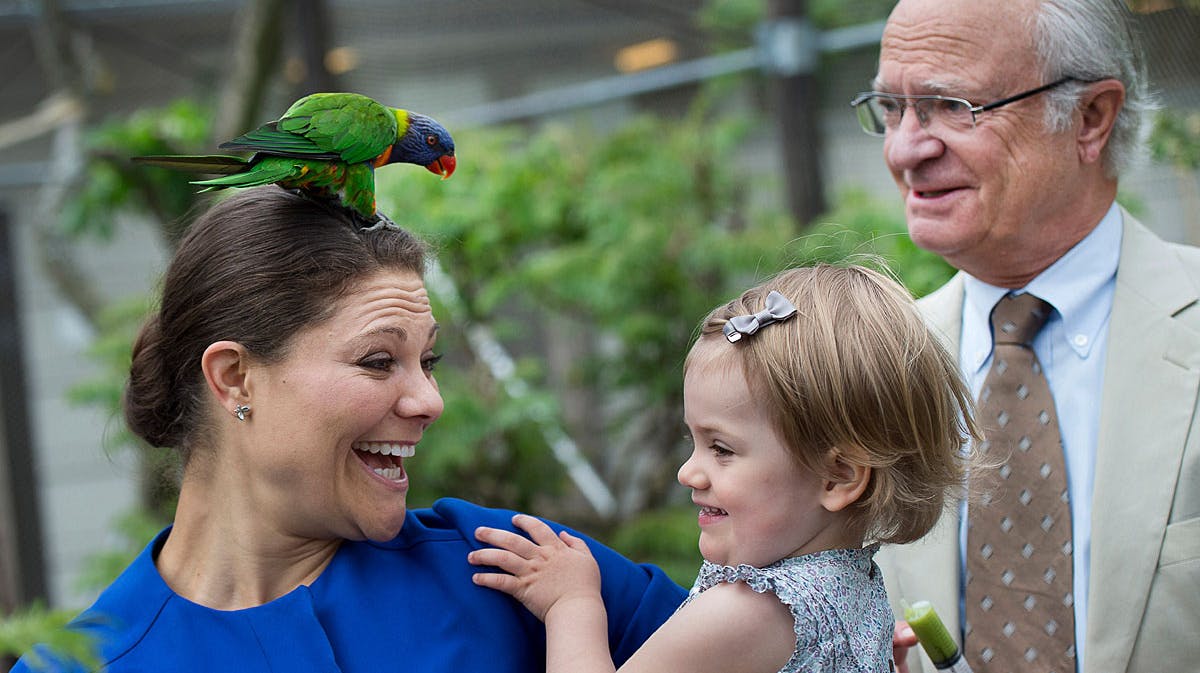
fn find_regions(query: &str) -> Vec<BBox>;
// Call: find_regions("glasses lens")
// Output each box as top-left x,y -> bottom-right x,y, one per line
917,97 -> 974,132
852,94 -> 977,136
854,95 -> 891,136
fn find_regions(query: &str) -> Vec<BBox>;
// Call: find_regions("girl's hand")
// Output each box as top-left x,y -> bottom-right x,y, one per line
892,620 -> 917,673
468,514 -> 603,622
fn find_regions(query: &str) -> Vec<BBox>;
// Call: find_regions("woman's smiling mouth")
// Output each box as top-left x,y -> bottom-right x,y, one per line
353,441 -> 414,483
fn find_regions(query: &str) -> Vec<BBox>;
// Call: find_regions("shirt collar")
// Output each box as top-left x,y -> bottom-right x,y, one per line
963,201 -> 1122,358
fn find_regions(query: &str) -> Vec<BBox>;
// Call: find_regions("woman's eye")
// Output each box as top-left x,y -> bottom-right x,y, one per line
422,353 -> 443,373
359,355 -> 395,372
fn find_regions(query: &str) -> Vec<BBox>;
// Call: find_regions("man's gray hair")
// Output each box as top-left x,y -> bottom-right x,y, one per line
1032,0 -> 1157,177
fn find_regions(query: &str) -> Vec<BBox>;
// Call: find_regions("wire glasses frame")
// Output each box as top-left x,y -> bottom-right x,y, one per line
849,77 -> 1078,137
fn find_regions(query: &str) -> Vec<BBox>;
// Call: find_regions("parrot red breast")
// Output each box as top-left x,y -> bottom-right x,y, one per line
133,92 -> 456,224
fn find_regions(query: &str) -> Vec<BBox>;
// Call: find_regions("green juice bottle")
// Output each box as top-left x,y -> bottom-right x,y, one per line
903,601 -> 975,672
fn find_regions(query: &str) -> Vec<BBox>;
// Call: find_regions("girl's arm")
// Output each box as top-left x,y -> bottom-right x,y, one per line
469,515 -> 795,673
618,581 -> 796,673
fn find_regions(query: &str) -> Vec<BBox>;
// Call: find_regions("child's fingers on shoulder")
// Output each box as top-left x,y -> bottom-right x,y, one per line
511,514 -> 562,545
559,530 -> 592,553
471,569 -> 522,595
469,537 -> 532,572
474,525 -> 535,553
467,546 -> 513,568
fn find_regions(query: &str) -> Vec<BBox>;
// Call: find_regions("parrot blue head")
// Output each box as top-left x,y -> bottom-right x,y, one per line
389,111 -> 456,179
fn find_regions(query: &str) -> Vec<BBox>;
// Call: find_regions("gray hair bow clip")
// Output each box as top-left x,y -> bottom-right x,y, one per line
722,290 -> 797,343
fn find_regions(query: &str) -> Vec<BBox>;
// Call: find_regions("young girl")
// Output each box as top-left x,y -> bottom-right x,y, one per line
467,264 -> 979,673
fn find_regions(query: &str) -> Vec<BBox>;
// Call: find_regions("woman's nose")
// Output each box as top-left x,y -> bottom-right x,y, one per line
396,371 -> 444,425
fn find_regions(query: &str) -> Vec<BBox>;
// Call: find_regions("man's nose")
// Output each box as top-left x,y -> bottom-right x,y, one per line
884,106 -> 945,172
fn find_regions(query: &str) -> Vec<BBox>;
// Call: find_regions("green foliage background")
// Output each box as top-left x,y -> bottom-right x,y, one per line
371,100 -> 953,581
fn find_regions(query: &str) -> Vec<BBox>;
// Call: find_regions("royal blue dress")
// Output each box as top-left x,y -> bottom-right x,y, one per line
15,498 -> 686,672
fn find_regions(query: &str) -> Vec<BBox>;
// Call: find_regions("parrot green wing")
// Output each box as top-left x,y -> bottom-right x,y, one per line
189,157 -> 303,190
278,93 -> 399,164
219,125 -> 342,159
221,93 -> 399,166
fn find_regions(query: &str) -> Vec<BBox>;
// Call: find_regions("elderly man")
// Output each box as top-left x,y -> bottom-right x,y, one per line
850,0 -> 1200,672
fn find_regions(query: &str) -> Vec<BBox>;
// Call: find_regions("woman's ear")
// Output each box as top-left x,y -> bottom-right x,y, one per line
201,340 -> 252,417
819,448 -> 871,513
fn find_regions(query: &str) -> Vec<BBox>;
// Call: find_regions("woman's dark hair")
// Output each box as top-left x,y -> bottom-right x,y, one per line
124,186 -> 429,451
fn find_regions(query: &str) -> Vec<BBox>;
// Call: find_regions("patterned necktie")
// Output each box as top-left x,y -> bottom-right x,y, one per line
965,293 -> 1075,673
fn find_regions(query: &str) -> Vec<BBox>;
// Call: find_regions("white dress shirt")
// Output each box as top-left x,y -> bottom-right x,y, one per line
958,201 -> 1123,671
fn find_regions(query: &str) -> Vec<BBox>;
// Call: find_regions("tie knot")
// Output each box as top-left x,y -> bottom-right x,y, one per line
990,293 -> 1053,346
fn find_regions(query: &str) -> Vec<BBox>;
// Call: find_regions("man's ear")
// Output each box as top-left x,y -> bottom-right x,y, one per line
1076,79 -> 1125,166
201,340 -> 252,416
819,448 -> 871,513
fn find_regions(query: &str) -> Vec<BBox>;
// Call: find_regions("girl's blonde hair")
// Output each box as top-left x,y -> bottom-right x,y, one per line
688,264 -> 980,544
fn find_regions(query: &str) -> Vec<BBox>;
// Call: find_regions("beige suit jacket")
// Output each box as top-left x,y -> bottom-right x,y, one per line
879,214 -> 1200,673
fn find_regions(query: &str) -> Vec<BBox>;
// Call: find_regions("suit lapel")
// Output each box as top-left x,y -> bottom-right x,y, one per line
921,274 -> 966,350
1084,215 -> 1200,673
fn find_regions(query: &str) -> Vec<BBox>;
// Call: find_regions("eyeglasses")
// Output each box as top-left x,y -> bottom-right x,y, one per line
849,77 -> 1078,137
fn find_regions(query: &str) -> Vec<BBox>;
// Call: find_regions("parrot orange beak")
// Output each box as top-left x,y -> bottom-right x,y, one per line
426,155 -> 456,180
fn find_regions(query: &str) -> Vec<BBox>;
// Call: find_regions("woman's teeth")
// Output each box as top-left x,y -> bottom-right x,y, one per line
352,441 -> 415,457
372,466 -> 405,480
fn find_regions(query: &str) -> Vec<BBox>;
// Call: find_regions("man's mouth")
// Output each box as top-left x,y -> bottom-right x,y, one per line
352,441 -> 414,482
915,188 -> 954,198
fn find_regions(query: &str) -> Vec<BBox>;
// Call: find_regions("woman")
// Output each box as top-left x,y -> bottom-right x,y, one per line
15,187 -> 684,672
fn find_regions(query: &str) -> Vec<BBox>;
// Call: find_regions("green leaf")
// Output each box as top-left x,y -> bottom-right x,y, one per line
0,602 -> 100,670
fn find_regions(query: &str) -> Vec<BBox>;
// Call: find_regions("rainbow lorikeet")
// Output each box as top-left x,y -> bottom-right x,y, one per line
133,92 -> 456,225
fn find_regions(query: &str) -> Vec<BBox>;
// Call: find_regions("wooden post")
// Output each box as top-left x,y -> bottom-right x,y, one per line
764,0 -> 826,228
0,207 -> 48,611
292,0 -> 341,99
